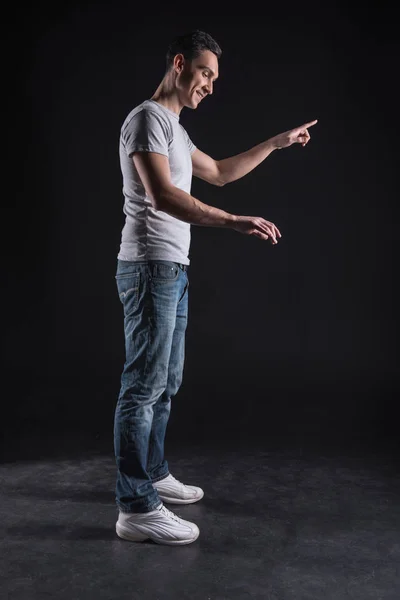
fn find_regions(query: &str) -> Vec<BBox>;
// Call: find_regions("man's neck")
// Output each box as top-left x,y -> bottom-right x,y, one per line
150,79 -> 183,116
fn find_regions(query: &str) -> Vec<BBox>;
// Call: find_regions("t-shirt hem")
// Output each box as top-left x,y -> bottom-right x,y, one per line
126,145 -> 168,158
117,253 -> 190,266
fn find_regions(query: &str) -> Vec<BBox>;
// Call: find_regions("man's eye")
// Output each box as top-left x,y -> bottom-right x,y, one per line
203,72 -> 209,77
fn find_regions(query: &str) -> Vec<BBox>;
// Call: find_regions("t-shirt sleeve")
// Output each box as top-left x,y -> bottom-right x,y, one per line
181,125 -> 197,155
122,109 -> 172,158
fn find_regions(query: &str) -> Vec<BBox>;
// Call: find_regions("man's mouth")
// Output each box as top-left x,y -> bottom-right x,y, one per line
196,91 -> 204,99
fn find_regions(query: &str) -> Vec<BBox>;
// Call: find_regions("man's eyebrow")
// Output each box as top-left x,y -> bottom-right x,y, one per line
198,65 -> 219,79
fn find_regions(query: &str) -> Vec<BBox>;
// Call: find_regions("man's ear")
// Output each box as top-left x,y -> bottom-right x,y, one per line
174,53 -> 185,73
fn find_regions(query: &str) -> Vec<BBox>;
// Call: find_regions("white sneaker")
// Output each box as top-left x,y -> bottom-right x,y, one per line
153,473 -> 204,504
115,503 -> 200,545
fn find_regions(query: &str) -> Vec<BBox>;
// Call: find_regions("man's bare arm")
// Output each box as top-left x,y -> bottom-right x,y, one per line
217,139 -> 276,185
217,119 -> 318,185
132,151 -> 280,242
133,151 -> 234,227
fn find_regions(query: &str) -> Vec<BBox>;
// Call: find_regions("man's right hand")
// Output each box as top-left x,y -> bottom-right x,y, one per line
231,215 -> 282,244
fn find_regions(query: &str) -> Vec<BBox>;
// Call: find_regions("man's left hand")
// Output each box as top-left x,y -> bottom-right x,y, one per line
271,119 -> 318,150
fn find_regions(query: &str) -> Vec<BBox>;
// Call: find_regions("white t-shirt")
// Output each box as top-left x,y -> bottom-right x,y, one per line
117,99 -> 196,265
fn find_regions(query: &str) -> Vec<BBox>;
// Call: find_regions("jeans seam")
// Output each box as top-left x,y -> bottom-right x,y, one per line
117,500 -> 162,514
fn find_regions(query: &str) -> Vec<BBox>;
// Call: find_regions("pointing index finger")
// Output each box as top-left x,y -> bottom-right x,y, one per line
301,119 -> 318,129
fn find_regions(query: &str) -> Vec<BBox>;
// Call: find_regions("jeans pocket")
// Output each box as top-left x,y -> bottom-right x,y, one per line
115,272 -> 140,315
150,262 -> 180,282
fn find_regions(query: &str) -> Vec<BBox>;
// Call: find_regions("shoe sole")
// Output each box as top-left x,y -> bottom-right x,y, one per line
116,523 -> 199,545
156,490 -> 204,505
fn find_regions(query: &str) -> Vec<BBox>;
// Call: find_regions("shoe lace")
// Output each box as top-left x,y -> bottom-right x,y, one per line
159,504 -> 182,524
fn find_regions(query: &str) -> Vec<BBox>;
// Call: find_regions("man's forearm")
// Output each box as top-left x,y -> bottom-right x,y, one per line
157,186 -> 236,227
218,138 -> 277,185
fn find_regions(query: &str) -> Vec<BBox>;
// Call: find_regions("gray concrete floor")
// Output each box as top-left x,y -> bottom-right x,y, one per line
1,433 -> 400,599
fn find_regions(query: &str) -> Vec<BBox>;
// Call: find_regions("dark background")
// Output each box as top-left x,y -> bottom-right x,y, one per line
4,2 -> 398,457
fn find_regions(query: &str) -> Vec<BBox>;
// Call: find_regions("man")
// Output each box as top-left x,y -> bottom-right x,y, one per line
114,30 -> 317,546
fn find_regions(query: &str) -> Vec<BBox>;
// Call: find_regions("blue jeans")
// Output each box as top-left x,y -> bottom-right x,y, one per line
113,259 -> 189,513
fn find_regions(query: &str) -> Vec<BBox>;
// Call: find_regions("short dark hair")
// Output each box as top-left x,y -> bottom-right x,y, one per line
166,30 -> 222,72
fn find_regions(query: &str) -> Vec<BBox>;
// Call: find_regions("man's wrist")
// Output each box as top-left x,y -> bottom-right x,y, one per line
224,213 -> 237,228
268,136 -> 281,150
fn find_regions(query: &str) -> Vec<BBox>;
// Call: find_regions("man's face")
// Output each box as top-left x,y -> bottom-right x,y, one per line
176,50 -> 219,109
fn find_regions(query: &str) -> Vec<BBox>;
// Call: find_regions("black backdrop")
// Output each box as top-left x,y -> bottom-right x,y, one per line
4,2 -> 398,455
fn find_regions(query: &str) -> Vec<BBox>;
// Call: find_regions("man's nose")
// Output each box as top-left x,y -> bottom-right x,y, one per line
204,83 -> 213,95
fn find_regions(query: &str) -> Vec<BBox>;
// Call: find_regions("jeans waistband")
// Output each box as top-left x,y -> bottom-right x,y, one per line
117,259 -> 188,272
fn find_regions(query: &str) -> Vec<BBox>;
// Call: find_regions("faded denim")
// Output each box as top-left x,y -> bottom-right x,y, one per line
114,259 -> 189,513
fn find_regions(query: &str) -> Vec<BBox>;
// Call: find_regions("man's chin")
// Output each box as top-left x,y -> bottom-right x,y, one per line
185,99 -> 198,110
